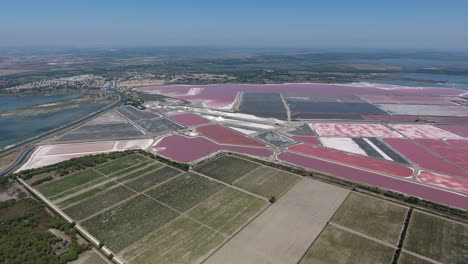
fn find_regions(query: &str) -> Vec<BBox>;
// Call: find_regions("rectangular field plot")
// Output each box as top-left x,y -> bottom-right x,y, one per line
288,102 -> 387,116
116,105 -> 161,120
187,188 -> 268,236
277,152 -> 468,210
233,166 -> 300,198
331,192 -> 408,245
168,113 -> 210,127
56,123 -> 144,142
145,174 -> 224,212
310,123 -> 401,138
299,225 -> 395,264
238,92 -> 288,120
196,124 -> 266,147
417,171 -> 468,194
115,162 -> 166,183
82,195 -> 179,253
134,117 -> 184,134
389,124 -> 462,139
376,104 -> 468,117
37,170 -> 104,198
123,166 -> 182,192
437,125 -> 468,137
119,216 -> 226,264
64,185 -> 136,221
204,178 -> 350,264
447,139 -> 468,152
288,144 -> 413,178
95,154 -> 149,175
106,160 -> 155,179
403,210 -> 468,264
320,137 -> 369,156
194,155 -> 261,184
415,139 -> 468,172
383,138 -> 465,177
56,180 -> 119,208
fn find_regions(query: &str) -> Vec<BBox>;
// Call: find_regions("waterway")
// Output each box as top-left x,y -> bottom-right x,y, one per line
0,94 -> 106,148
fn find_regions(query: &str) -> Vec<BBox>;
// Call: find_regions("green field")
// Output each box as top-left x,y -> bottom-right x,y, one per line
120,216 -> 226,264
233,166 -> 300,198
108,160 -> 155,178
64,185 -> 135,221
57,180 -> 119,208
114,162 -> 164,183
48,177 -> 109,201
403,210 -> 468,264
82,252 -> 109,264
124,166 -> 181,192
82,195 -> 179,253
188,187 -> 268,235
145,173 -> 224,212
299,225 -> 395,264
331,192 -> 407,245
95,154 -> 149,175
194,156 -> 260,184
398,253 -> 434,264
37,170 -> 104,198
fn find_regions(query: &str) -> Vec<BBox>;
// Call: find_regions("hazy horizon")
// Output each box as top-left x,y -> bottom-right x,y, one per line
1,0 -> 468,50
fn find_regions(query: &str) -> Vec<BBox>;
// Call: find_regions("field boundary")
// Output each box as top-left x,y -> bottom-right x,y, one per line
225,152 -> 468,222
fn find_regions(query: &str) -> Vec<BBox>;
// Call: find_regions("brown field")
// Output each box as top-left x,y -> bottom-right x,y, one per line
204,178 -> 350,264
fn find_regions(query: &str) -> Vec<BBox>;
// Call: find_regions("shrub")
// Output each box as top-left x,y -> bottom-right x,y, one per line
269,196 -> 277,203
31,176 -> 53,186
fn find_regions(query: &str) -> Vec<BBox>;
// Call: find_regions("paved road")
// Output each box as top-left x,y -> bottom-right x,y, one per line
0,87 -> 126,176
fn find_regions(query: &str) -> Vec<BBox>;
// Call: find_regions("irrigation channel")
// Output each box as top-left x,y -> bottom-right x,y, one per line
0,86 -> 126,176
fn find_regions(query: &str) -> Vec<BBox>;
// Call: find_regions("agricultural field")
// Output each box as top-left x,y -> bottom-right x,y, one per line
82,194 -> 180,253
118,216 -> 226,264
398,253 -> 434,264
145,173 -> 224,212
187,187 -> 268,235
95,154 -> 149,175
299,225 -> 395,264
331,192 -> 408,245
194,155 -> 261,184
63,185 -> 136,220
403,210 -> 468,264
123,166 -> 181,192
204,178 -> 350,264
232,166 -> 300,198
37,170 -> 105,198
30,153 -> 275,263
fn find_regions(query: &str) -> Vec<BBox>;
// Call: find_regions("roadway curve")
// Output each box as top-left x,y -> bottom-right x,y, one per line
0,87 -> 126,176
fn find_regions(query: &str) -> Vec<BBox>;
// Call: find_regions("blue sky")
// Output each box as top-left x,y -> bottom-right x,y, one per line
1,0 -> 467,49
